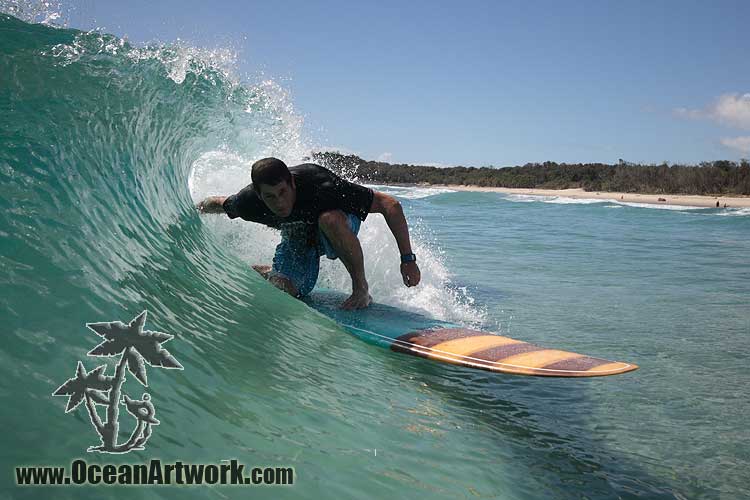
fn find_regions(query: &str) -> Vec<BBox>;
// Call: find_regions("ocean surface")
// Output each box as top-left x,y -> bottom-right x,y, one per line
2,12 -> 750,499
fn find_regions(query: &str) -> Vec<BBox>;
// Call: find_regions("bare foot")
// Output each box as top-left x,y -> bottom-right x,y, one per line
340,290 -> 372,310
252,265 -> 271,279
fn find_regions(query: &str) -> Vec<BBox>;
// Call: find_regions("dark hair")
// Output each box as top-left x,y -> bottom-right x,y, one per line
251,157 -> 292,187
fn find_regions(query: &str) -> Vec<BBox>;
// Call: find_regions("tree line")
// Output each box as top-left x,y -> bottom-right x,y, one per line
308,152 -> 750,195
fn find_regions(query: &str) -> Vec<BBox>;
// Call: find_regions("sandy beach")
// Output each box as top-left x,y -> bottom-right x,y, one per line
429,185 -> 750,209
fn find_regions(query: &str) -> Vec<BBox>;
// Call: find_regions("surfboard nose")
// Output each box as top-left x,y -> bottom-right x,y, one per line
393,328 -> 639,377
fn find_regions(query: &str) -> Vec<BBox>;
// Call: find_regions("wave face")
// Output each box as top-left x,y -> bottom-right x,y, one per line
0,11 -> 310,321
0,12 -> 322,379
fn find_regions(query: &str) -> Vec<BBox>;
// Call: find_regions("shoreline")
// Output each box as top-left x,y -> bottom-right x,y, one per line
419,185 -> 750,208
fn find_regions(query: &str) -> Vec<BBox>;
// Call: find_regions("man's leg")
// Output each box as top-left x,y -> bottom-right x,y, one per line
264,231 -> 320,298
318,210 -> 371,310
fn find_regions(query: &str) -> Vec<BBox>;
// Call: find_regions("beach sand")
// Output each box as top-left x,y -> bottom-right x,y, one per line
430,185 -> 750,209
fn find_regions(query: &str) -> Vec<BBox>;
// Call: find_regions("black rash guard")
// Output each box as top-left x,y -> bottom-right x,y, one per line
222,163 -> 374,241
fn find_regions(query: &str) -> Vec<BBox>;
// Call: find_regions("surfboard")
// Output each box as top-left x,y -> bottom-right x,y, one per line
306,291 -> 638,378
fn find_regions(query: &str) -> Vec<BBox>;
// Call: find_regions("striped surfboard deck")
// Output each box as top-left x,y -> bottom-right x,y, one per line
390,327 -> 636,377
306,291 -> 638,378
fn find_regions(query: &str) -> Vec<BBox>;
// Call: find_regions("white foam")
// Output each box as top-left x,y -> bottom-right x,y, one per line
613,201 -> 706,211
544,197 -> 608,205
2,0 -> 64,26
501,194 -> 544,203
366,184 -> 456,200
141,44 -> 239,86
189,161 -> 483,327
502,193 -> 712,211
188,151 -> 251,199
189,152 -> 282,269
714,207 -> 750,217
316,216 -> 485,326
503,194 -> 607,205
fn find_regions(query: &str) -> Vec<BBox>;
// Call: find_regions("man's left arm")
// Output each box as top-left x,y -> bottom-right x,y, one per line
196,196 -> 228,214
369,191 -> 421,287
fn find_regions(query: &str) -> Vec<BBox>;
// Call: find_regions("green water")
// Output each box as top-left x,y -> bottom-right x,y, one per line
2,13 -> 749,499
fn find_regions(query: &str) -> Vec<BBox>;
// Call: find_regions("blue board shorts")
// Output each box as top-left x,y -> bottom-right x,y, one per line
270,213 -> 362,297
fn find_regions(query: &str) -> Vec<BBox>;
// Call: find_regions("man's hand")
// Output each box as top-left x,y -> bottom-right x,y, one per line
401,261 -> 421,287
370,192 -> 421,289
340,288 -> 372,310
196,196 -> 227,214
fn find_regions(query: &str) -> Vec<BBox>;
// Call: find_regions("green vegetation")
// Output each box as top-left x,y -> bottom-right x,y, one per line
309,152 -> 750,196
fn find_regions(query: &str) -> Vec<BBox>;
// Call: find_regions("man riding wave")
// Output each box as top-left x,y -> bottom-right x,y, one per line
197,157 -> 421,309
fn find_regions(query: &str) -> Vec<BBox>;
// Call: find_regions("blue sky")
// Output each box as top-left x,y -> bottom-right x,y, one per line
57,0 -> 750,167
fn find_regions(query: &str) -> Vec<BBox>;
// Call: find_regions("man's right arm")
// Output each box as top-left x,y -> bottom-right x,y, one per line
196,196 -> 228,214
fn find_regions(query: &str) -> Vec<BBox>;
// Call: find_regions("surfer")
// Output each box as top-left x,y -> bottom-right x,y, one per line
196,157 -> 421,309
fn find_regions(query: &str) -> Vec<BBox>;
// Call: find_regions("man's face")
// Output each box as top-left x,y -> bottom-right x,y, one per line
258,178 -> 295,218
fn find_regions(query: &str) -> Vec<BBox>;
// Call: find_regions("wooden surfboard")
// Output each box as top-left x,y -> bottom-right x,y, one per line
306,291 -> 638,378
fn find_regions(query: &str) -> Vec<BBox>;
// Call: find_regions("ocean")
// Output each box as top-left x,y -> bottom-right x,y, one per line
2,12 -> 749,499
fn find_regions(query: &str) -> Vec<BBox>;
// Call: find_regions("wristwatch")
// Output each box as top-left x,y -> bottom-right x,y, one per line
400,253 -> 417,264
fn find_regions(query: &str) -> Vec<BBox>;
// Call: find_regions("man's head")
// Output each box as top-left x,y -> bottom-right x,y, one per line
251,157 -> 295,217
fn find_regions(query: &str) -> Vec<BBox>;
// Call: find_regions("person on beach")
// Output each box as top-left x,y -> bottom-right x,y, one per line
196,157 -> 421,309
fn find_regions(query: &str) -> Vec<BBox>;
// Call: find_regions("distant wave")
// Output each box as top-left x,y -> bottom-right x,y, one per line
613,201 -> 706,211
501,193 -> 712,211
365,184 -> 457,200
714,207 -> 750,217
503,194 -> 608,205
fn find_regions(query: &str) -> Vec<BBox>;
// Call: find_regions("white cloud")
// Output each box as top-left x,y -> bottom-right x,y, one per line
419,162 -> 456,168
673,107 -> 704,120
674,93 -> 750,130
712,94 -> 750,129
377,152 -> 393,162
720,136 -> 750,154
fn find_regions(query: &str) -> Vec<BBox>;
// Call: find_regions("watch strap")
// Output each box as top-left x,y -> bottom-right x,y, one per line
400,253 -> 417,263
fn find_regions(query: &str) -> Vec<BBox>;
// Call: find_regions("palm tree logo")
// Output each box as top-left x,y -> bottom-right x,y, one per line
53,311 -> 183,453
